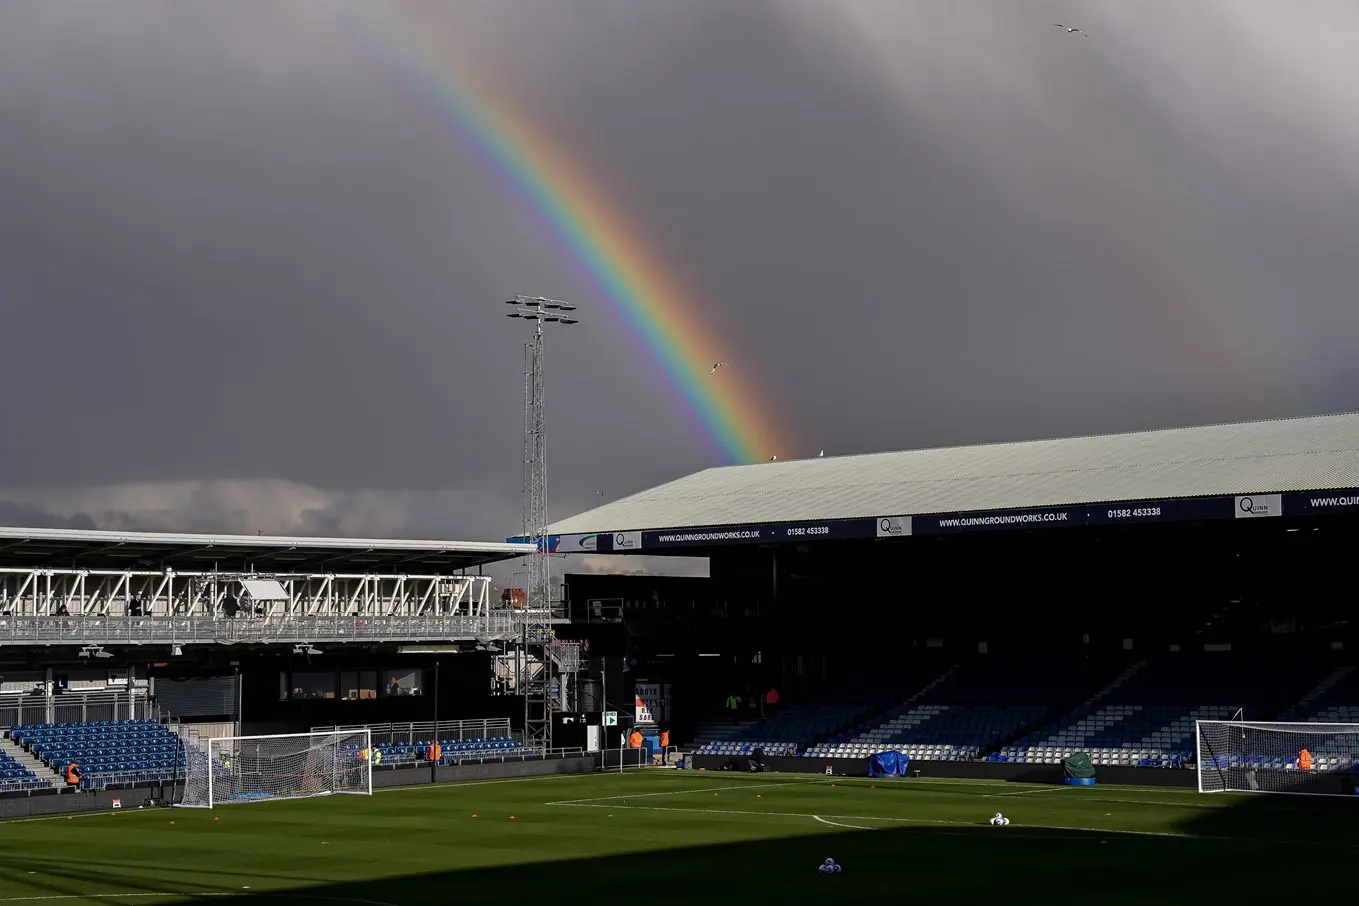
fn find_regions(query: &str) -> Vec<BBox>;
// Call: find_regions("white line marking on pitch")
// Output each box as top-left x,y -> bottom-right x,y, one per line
554,800 -> 1359,852
545,778 -> 818,805
0,894 -> 402,906
994,786 -> 1073,797
812,815 -> 878,831
557,800 -> 1183,838
376,772 -> 590,795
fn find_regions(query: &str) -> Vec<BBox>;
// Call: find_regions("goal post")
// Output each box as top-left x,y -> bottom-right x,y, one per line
1196,720 -> 1359,797
178,729 -> 372,808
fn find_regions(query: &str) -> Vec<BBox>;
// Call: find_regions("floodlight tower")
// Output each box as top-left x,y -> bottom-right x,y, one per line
505,294 -> 579,752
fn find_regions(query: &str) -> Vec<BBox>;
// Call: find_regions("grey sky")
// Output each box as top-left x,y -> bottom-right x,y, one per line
2,0 -> 1358,567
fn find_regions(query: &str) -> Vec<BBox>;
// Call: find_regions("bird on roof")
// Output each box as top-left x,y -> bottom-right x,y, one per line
769,455 -> 778,462
1054,23 -> 1088,35
818,450 -> 825,457
709,362 -> 729,375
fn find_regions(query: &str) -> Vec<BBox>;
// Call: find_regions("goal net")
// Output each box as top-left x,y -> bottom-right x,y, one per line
1196,720 -> 1359,796
179,730 -> 372,808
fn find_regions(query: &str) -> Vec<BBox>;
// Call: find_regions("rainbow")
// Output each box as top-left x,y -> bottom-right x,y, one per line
334,4 -> 792,464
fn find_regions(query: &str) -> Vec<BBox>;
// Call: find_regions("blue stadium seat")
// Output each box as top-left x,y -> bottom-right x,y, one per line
10,719 -> 187,789
805,659 -> 1111,763
359,736 -> 532,766
997,656 -> 1334,768
696,663 -> 948,757
0,747 -> 44,792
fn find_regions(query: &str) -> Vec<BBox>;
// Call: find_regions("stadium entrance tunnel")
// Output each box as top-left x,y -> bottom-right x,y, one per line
2,774 -> 1355,904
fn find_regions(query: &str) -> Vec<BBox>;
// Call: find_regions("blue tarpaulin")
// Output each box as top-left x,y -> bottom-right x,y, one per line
868,751 -> 910,777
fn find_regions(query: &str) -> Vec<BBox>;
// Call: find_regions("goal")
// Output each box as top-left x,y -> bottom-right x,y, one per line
1196,720 -> 1359,796
178,730 -> 372,808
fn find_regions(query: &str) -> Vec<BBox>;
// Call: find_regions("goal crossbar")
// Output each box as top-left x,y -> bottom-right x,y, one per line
1196,719 -> 1359,797
179,729 -> 372,808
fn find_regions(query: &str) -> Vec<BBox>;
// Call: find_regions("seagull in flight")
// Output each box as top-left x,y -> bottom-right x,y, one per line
1054,23 -> 1088,36
709,362 -> 729,375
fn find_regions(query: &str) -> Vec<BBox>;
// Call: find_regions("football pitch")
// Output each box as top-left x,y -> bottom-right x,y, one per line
2,771 -> 1354,903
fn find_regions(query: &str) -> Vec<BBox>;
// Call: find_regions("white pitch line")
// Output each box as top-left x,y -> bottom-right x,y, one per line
0,894 -> 402,906
376,772 -> 590,795
545,778 -> 817,805
556,800 -> 1184,838
994,786 -> 1073,797
812,814 -> 878,831
554,800 -> 1359,853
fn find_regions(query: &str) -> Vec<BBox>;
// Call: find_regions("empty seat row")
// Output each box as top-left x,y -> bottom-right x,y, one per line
10,719 -> 187,788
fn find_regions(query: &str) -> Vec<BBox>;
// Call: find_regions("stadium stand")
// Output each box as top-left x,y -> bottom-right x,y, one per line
10,719 -> 186,790
1280,666 -> 1359,723
0,747 -> 45,791
695,662 -> 949,758
805,658 -> 1108,762
995,656 -> 1335,768
370,735 -> 530,764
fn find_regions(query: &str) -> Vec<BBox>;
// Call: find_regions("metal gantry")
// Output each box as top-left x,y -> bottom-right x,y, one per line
0,567 -> 521,646
505,295 -> 579,752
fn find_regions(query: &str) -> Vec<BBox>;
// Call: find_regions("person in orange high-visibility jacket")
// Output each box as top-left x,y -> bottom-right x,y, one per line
427,742 -> 442,763
64,761 -> 82,787
629,729 -> 643,748
659,730 -> 670,765
1299,748 -> 1313,771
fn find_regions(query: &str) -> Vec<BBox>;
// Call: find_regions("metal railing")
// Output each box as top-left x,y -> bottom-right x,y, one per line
370,745 -> 584,770
80,768 -> 180,791
314,718 -> 515,748
0,691 -> 155,728
445,746 -> 583,765
0,613 -> 530,646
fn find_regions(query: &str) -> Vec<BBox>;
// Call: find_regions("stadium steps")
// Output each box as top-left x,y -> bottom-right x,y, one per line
688,720 -> 760,748
1002,661 -> 1149,755
807,667 -> 959,752
1085,661 -> 1147,707
913,665 -> 959,702
1279,666 -> 1354,721
0,736 -> 62,788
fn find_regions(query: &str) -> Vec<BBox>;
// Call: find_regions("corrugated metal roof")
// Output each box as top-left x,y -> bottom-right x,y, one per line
546,412 -> 1359,535
0,526 -> 532,572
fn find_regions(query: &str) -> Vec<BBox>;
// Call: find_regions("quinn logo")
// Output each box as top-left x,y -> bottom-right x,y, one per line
1235,495 -> 1281,518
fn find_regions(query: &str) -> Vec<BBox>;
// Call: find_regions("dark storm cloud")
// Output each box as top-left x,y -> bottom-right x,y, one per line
1,0 -> 1358,550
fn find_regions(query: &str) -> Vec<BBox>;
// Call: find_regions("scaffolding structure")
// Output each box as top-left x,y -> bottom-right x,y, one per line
505,295 -> 579,751
0,567 -> 518,646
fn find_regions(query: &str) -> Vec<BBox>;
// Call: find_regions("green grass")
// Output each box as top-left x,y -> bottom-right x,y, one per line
2,771 -> 1355,903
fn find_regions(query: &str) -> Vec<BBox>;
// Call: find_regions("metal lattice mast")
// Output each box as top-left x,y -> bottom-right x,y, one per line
506,295 -> 578,752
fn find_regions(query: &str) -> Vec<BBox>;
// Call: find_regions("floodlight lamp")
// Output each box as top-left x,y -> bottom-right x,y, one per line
559,317 -> 579,325
506,312 -> 522,319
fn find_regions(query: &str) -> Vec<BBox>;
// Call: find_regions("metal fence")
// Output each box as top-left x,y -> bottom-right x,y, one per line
314,718 -> 516,748
0,691 -> 154,728
80,769 -> 179,792
0,612 -> 530,646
